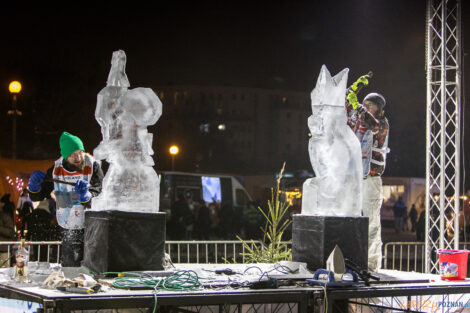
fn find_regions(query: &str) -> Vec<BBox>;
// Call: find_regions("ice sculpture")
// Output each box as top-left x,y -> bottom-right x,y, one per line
301,65 -> 362,216
91,50 -> 162,212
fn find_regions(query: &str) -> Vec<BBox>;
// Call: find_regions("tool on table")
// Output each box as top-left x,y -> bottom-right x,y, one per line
307,268 -> 362,287
56,286 -> 93,294
56,284 -> 101,294
344,258 -> 380,286
307,246 -> 365,287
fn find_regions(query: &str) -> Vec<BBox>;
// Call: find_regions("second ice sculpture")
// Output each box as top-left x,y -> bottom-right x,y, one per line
301,65 -> 362,216
91,50 -> 162,212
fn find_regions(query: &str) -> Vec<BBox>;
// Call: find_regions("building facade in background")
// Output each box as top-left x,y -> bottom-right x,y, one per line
154,85 -> 311,174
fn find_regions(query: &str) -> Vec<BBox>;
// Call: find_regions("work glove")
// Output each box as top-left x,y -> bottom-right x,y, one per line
28,171 -> 45,193
74,179 -> 92,203
347,90 -> 360,110
350,74 -> 370,92
356,104 -> 368,114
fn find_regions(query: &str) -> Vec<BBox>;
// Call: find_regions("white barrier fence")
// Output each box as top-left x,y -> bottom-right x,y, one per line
0,240 -> 292,266
383,241 -> 470,273
4,240 -> 463,271
383,241 -> 426,272
166,240 -> 265,263
0,241 -> 62,267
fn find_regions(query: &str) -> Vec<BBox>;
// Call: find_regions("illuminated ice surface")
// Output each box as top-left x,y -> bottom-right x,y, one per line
91,50 -> 162,212
301,65 -> 362,217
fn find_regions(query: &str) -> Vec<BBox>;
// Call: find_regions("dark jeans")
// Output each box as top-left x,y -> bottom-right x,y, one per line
61,229 -> 84,267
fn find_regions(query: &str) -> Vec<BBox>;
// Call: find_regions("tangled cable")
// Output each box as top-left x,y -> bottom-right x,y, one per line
105,270 -> 203,291
103,270 -> 203,313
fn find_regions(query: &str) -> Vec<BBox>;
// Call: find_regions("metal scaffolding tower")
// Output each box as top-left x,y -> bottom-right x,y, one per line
425,0 -> 462,273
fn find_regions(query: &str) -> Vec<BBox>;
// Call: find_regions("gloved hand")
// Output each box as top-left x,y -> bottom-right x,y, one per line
28,171 -> 45,193
356,104 -> 368,114
350,74 -> 370,92
347,90 -> 360,110
74,179 -> 92,203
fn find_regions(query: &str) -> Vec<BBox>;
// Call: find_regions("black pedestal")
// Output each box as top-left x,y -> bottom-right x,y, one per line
292,215 -> 368,271
83,210 -> 166,274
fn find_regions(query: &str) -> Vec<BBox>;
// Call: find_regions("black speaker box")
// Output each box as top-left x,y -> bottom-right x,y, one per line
292,215 -> 368,271
83,210 -> 166,273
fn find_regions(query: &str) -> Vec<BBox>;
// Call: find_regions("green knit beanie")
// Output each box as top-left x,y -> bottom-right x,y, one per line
59,132 -> 84,159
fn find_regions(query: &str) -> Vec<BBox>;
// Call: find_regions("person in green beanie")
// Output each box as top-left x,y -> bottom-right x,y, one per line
27,131 -> 104,267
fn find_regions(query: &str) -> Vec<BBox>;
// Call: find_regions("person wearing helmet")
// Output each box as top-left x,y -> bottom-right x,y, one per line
346,75 -> 390,272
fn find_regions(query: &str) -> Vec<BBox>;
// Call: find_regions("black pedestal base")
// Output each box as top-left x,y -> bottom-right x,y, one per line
292,215 -> 368,271
83,210 -> 166,273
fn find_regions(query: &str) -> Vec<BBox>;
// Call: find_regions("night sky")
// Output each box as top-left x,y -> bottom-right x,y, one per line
0,2 -> 469,186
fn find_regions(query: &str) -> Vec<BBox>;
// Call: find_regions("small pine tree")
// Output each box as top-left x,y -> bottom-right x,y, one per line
236,162 -> 292,263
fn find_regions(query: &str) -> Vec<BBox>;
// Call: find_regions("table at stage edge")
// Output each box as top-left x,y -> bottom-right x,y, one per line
323,270 -> 470,313
0,283 -> 316,313
2,269 -> 470,313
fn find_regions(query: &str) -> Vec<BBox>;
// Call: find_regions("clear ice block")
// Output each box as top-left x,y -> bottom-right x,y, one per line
302,65 -> 362,217
92,50 -> 162,213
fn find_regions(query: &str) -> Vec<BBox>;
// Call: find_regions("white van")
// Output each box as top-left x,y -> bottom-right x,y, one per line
158,171 -> 252,213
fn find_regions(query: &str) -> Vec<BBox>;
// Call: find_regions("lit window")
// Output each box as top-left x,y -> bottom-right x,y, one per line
200,124 -> 210,133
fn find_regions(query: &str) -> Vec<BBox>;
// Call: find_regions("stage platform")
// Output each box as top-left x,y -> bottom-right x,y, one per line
0,263 -> 470,313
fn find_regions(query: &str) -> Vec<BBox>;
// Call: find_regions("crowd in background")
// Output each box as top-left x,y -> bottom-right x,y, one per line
166,196 -> 267,241
10,188 -> 466,245
1,190 -> 61,244
1,190 -> 272,243
392,197 -> 425,240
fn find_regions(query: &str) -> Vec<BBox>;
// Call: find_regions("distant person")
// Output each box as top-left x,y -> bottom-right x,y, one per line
409,204 -> 418,232
168,194 -> 192,240
17,189 -> 34,238
232,206 -> 244,238
219,201 -> 234,239
27,131 -> 104,267
26,201 -> 55,261
208,202 -> 220,239
393,197 -> 407,233
244,201 -> 263,240
196,200 -> 211,240
17,189 -> 33,213
402,207 -> 409,232
184,198 -> 197,240
26,203 -> 54,241
0,194 -> 16,267
0,194 -> 15,218
416,209 -> 426,241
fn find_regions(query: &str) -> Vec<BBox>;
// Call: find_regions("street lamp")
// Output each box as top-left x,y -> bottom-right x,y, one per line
169,145 -> 179,171
8,81 -> 22,159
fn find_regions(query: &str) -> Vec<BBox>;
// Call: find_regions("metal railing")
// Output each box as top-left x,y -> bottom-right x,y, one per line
383,241 -> 470,273
0,240 -> 292,266
383,241 -> 426,272
12,240 -> 468,271
166,240 -> 264,263
0,241 -> 61,267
